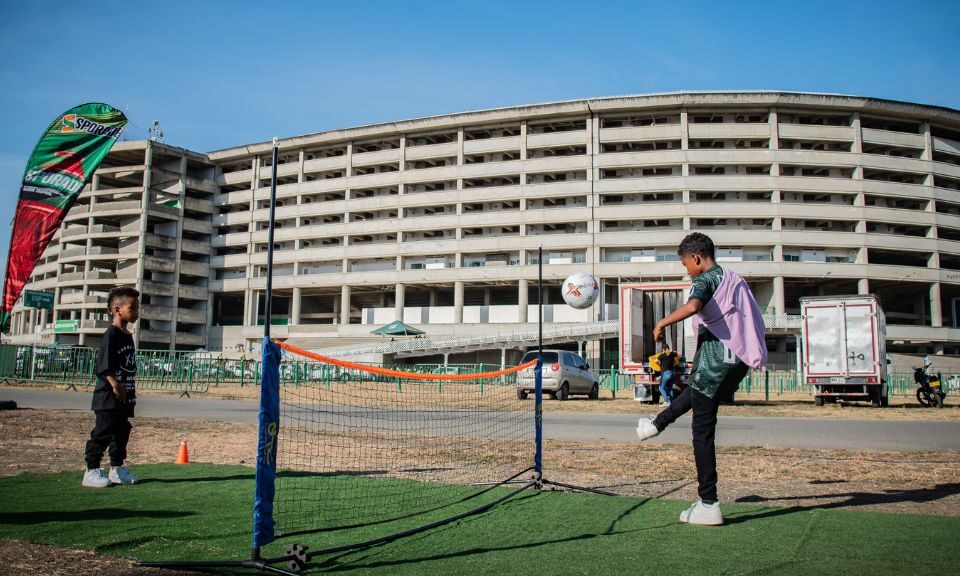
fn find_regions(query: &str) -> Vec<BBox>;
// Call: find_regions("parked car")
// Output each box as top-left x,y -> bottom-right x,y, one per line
516,350 -> 599,401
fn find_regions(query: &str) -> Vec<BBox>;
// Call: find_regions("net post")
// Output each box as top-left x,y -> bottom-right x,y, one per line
264,138 -> 279,337
534,246 -> 543,482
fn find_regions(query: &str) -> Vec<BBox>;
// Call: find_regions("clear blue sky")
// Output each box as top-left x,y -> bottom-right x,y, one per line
1,0 -> 958,269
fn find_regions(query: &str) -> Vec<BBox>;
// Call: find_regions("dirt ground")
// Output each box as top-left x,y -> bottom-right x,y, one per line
3,404 -> 960,575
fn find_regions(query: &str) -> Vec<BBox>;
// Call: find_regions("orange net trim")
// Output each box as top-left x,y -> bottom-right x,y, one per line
277,341 -> 537,381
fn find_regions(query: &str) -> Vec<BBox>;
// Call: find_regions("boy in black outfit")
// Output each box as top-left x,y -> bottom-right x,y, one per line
82,286 -> 140,488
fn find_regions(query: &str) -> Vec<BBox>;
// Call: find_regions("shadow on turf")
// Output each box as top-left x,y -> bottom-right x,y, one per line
727,482 -> 960,523
0,508 -> 195,525
315,493 -> 669,572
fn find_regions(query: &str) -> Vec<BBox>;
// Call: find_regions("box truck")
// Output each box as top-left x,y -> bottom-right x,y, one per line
800,295 -> 888,407
619,282 -> 697,402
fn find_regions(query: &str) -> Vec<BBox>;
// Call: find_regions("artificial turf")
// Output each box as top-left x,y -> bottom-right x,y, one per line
0,463 -> 958,575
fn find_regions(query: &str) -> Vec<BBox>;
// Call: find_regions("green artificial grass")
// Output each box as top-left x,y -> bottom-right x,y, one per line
1,463 -> 958,575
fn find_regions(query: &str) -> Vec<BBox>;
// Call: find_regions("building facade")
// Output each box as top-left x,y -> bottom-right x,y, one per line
9,92 -> 960,364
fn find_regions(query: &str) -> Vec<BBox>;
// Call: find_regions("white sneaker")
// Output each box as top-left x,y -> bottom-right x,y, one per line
679,499 -> 723,526
82,468 -> 111,488
108,465 -> 138,485
636,416 -> 661,441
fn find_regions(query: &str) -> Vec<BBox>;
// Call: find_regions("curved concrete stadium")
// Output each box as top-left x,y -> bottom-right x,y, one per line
9,91 -> 960,367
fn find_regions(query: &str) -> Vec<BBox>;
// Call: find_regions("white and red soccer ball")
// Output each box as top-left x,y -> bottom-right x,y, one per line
561,272 -> 600,309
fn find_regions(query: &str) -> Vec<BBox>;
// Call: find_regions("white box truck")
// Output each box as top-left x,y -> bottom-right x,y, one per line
619,282 -> 697,402
800,295 -> 888,407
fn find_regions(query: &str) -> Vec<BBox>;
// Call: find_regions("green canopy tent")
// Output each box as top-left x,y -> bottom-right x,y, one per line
370,320 -> 425,337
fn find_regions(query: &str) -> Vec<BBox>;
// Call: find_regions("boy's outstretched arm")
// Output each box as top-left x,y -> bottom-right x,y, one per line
653,299 -> 702,342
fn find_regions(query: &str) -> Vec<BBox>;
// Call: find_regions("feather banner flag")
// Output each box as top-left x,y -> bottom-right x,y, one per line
1,103 -> 127,330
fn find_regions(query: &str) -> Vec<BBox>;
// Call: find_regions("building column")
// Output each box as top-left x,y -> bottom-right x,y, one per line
454,281 -> 464,324
340,285 -> 351,325
858,278 -> 870,295
931,282 -> 943,327
518,279 -> 528,323
291,287 -> 301,325
773,276 -> 785,316
395,283 -> 405,322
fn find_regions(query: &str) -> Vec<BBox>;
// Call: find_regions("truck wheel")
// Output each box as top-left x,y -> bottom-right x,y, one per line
815,396 -> 824,407
881,394 -> 889,408
871,387 -> 882,408
588,382 -> 599,400
557,383 -> 569,401
517,389 -> 527,400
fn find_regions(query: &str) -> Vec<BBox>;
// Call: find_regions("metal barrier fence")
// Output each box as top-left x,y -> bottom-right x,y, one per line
4,343 -> 957,402
598,366 -> 960,401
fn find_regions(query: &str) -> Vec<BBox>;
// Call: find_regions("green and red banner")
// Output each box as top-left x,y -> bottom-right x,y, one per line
1,103 -> 127,330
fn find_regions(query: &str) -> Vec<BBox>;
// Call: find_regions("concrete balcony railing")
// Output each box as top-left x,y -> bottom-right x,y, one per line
177,308 -> 207,324
179,260 -> 210,277
90,224 -> 121,235
85,270 -> 117,280
178,284 -> 208,300
92,200 -> 141,213
181,238 -> 211,255
176,331 -> 206,346
141,304 -> 173,321
59,272 -> 84,282
61,227 -> 88,239
462,136 -> 522,155
140,280 -> 174,297
143,255 -> 176,273
183,196 -> 213,214
145,233 -> 177,250
88,246 -> 119,256
138,329 -> 172,344
80,318 -> 110,330
59,247 -> 86,260
861,128 -> 926,149
777,124 -> 855,142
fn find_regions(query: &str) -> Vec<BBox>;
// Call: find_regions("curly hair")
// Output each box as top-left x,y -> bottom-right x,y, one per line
677,232 -> 715,260
107,285 -> 140,313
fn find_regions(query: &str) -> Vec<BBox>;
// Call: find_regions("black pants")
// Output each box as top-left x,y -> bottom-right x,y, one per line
652,365 -> 747,503
84,410 -> 132,469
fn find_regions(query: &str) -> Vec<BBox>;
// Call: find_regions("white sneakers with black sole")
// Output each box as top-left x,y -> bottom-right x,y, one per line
680,499 -> 724,526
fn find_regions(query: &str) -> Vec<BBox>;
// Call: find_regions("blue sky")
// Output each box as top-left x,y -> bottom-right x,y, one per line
1,0 -> 958,268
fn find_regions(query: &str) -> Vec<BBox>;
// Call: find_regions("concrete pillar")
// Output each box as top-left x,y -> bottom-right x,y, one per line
520,121 -> 528,160
769,108 -> 779,150
680,109 -> 689,150
921,123 -> 933,161
518,279 -> 528,323
858,278 -> 870,295
852,112 -> 863,154
340,284 -> 351,325
291,287 -> 301,325
454,281 -> 464,323
500,348 -> 507,370
395,283 -> 405,322
773,276 -> 785,316
483,287 -> 491,306
931,282 -> 943,327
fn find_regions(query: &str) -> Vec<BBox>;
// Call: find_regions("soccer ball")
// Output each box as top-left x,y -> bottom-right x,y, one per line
562,273 -> 600,309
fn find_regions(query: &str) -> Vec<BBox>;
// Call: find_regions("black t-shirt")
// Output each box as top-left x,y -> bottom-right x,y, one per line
658,352 -> 675,372
91,325 -> 137,415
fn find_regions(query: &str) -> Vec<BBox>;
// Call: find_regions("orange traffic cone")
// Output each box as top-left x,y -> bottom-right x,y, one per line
175,440 -> 190,464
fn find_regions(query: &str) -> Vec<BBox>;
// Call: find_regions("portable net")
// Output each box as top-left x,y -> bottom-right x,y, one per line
270,341 -> 537,544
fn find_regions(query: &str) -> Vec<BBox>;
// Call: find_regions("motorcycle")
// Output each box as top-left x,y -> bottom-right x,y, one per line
914,361 -> 946,409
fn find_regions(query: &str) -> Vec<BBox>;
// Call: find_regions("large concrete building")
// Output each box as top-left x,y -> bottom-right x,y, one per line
9,91 -> 960,366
